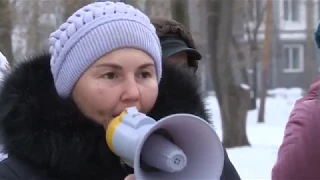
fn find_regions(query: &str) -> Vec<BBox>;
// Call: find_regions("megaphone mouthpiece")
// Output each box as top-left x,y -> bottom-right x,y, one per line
141,134 -> 187,173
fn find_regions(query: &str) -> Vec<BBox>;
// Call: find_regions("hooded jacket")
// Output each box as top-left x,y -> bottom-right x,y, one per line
272,77 -> 320,179
0,53 -> 240,180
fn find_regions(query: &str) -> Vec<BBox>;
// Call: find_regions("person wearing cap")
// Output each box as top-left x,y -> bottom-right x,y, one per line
0,1 -> 225,179
160,34 -> 201,73
151,17 -> 201,74
152,17 -> 241,180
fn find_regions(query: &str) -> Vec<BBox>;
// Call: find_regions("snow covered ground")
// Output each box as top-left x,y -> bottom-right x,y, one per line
0,88 -> 302,179
206,88 -> 303,180
0,145 -> 5,161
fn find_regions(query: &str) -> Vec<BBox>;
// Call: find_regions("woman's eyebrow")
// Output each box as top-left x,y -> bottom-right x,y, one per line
138,63 -> 154,69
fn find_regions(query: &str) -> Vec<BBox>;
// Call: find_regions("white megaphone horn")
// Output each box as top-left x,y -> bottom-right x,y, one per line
106,107 -> 224,180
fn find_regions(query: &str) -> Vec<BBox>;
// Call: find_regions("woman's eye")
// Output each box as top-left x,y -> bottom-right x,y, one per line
103,72 -> 117,79
140,71 -> 151,78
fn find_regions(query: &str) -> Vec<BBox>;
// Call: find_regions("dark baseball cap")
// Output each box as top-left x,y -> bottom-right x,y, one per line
160,35 -> 202,61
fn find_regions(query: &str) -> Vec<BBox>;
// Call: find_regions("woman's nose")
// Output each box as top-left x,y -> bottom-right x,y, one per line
121,78 -> 140,102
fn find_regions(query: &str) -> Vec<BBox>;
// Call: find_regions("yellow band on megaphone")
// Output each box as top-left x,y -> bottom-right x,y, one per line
106,110 -> 128,154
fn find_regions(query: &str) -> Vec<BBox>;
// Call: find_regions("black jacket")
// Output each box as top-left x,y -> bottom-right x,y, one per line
0,53 -> 240,180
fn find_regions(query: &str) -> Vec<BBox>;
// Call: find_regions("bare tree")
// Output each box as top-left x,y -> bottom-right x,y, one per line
11,0 -> 41,57
231,36 -> 249,86
0,0 -> 14,64
10,0 -> 27,58
117,0 -> 140,9
26,0 -> 40,53
246,0 -> 265,111
62,0 -> 93,21
257,0 -> 273,123
171,0 -> 189,28
207,0 -> 250,147
145,0 -> 171,18
304,0 -> 316,89
232,0 -> 265,110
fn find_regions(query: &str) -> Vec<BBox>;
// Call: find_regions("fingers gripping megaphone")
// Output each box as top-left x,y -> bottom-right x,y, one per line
106,107 -> 224,180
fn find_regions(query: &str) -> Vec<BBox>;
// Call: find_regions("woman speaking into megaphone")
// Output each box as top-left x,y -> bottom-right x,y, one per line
0,1 -> 238,180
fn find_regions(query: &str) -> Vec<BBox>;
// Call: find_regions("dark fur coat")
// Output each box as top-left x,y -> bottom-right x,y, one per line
0,53 -> 240,180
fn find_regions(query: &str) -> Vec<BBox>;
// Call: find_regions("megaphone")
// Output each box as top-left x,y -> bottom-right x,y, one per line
106,107 -> 224,180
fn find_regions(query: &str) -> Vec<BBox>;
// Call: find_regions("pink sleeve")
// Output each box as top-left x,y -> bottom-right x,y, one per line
297,77 -> 320,103
272,100 -> 320,179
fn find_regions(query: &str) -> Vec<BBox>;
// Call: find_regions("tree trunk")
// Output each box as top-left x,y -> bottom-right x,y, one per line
251,55 -> 258,109
63,0 -> 91,21
171,0 -> 189,28
231,36 -> 250,86
207,0 -> 250,148
304,0 -> 316,89
144,0 -> 153,16
257,0 -> 273,123
0,0 -> 14,64
120,0 -> 142,10
26,0 -> 40,53
144,0 -> 171,18
245,0 -> 266,110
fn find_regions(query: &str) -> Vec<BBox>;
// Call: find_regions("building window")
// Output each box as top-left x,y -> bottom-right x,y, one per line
283,45 -> 304,73
283,0 -> 300,22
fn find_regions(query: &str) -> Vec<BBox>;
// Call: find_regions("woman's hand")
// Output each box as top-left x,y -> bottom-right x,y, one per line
124,174 -> 135,180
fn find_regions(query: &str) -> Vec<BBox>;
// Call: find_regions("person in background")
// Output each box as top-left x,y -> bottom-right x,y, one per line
272,25 -> 320,179
272,77 -> 320,179
0,1 -> 226,180
151,17 -> 201,74
151,17 -> 241,180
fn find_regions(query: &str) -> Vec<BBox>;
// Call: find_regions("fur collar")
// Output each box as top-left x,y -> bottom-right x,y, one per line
0,53 -> 210,179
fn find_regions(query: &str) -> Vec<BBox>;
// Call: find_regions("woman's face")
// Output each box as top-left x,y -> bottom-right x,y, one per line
72,48 -> 159,128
